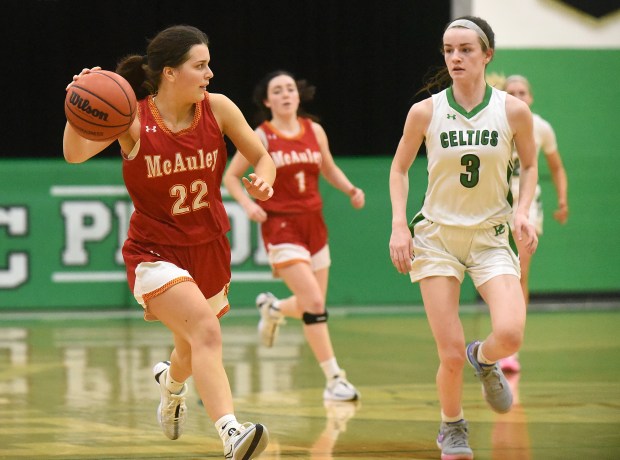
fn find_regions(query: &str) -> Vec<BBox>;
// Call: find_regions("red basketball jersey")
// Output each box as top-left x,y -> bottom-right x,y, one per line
258,117 -> 323,213
123,93 -> 230,246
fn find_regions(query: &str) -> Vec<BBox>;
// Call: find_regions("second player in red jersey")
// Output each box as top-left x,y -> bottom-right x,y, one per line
224,70 -> 365,403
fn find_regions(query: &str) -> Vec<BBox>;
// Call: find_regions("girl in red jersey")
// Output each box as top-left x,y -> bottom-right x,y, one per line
223,71 -> 365,402
63,25 -> 273,460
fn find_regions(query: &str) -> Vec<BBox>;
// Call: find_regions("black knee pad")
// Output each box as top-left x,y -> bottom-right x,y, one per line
302,311 -> 329,325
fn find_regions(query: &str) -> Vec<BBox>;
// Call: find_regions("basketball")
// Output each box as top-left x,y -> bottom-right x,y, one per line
64,70 -> 137,141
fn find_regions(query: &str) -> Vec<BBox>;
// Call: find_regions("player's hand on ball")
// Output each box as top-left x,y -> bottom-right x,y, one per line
242,173 -> 274,201
64,69 -> 137,141
66,66 -> 102,90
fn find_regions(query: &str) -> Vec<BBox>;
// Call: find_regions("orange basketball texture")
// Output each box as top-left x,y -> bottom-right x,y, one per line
64,70 -> 137,141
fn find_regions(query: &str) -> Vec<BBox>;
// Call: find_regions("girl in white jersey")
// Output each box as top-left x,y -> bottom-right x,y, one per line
499,75 -> 569,373
389,16 -> 538,460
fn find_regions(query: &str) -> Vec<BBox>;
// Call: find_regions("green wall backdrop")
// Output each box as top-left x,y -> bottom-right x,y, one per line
1,117 -> 618,313
0,158 -> 436,311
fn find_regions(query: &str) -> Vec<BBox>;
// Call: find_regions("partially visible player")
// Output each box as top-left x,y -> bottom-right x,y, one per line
223,70 -> 364,402
499,74 -> 569,373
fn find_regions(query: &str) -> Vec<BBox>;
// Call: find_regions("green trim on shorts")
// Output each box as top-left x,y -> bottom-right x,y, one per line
508,224 -> 518,256
506,163 -> 514,207
408,213 -> 426,237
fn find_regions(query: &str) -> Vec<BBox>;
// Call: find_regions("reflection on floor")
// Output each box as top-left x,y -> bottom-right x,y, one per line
0,306 -> 619,459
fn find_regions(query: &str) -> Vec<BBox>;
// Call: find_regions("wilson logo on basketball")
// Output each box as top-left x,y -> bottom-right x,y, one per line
67,91 -> 109,121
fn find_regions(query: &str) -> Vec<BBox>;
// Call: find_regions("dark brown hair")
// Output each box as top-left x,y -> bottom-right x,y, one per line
251,70 -> 320,126
116,25 -> 209,100
418,16 -> 495,96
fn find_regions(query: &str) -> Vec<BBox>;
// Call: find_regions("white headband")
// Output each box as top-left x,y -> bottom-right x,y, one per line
447,19 -> 490,49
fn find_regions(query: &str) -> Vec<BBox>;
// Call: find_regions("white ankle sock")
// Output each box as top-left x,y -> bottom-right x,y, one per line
165,370 -> 185,394
270,299 -> 282,317
320,357 -> 341,380
215,414 -> 239,443
477,342 -> 495,365
441,409 -> 464,423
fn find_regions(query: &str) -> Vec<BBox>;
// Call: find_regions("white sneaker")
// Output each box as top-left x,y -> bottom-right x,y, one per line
323,371 -> 360,402
153,361 -> 188,440
224,422 -> 269,459
256,292 -> 285,347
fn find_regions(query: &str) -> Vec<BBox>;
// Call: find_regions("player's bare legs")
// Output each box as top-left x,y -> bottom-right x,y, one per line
148,281 -> 235,420
278,264 -> 334,362
420,276 -> 465,418
515,237 -> 533,305
266,264 -> 359,401
500,241 -> 530,373
476,275 -> 525,361
482,273 -> 526,373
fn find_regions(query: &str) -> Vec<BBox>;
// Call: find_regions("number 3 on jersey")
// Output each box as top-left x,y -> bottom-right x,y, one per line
460,154 -> 480,188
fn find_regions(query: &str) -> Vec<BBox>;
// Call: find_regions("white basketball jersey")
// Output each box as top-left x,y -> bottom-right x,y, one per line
511,113 -> 557,207
512,113 -> 557,177
422,86 -> 514,228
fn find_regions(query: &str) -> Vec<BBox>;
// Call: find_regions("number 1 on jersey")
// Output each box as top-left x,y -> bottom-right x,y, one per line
295,170 -> 306,193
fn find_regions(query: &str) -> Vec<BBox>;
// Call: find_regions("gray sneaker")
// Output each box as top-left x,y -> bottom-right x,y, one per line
256,292 -> 285,347
466,340 -> 513,413
436,420 -> 473,460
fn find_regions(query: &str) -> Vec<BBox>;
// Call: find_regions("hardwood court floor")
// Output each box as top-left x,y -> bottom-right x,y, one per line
0,305 -> 619,459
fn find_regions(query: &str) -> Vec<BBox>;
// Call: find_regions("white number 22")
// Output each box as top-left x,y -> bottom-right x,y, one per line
170,180 -> 210,215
